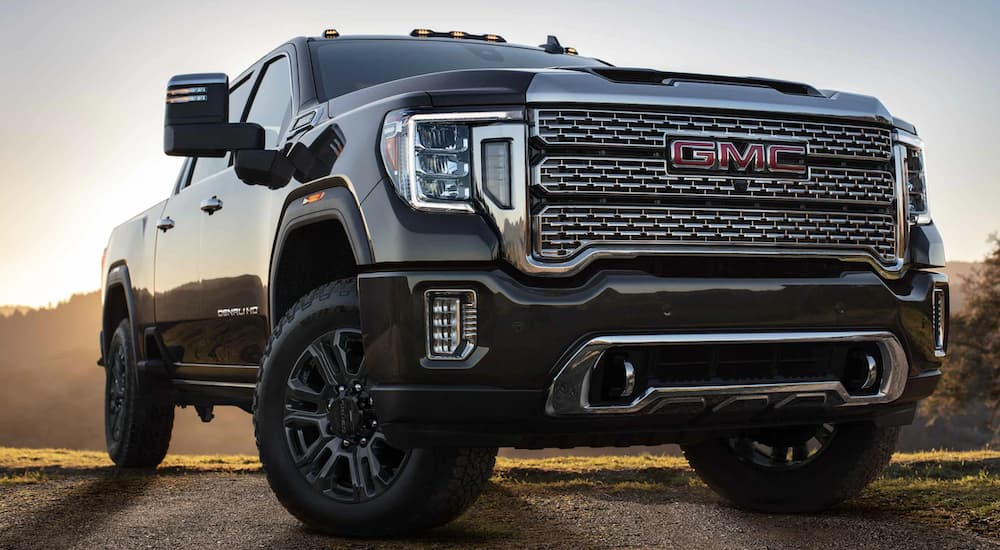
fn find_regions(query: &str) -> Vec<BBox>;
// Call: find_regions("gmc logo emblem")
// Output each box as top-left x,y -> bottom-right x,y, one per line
667,138 -> 807,177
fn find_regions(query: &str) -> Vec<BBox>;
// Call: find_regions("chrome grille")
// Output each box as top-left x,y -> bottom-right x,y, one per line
534,108 -> 893,161
527,106 -> 900,269
536,206 -> 897,262
537,157 -> 895,205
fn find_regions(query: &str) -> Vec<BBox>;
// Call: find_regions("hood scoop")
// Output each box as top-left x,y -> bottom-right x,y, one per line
563,67 -> 825,98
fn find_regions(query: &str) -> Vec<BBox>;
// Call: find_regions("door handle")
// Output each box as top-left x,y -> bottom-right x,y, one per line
156,217 -> 175,232
200,196 -> 223,215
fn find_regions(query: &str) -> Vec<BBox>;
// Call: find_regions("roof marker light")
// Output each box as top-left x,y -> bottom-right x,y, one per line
323,29 -> 340,38
408,29 -> 506,42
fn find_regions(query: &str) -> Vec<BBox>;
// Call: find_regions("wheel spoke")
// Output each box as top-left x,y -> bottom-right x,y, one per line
286,379 -> 325,406
307,442 -> 340,490
333,330 -> 364,378
306,340 -> 342,386
792,443 -> 809,462
772,446 -> 790,463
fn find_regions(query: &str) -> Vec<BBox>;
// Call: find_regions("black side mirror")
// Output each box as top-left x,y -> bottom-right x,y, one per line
163,73 -> 264,157
234,150 -> 295,189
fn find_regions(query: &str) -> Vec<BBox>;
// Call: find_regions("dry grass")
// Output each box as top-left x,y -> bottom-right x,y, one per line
0,447 -> 260,473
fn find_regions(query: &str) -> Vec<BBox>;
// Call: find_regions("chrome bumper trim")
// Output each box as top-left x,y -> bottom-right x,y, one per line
545,331 -> 908,416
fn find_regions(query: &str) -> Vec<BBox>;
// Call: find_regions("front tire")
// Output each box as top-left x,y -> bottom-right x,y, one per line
254,279 -> 496,537
104,318 -> 174,467
682,422 -> 898,513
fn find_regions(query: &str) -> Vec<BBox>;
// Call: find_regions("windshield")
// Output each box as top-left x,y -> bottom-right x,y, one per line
309,38 -> 605,102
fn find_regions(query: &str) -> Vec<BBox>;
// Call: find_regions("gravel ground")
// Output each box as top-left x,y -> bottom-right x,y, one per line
0,467 -> 997,550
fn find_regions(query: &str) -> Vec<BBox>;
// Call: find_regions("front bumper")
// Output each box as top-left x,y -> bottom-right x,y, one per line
360,267 -> 946,449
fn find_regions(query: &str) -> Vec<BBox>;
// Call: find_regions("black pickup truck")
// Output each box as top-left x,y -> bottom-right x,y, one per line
100,29 -> 948,536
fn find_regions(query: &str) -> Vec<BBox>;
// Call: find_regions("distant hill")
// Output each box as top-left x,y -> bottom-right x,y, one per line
0,291 -> 258,455
0,260 -> 987,455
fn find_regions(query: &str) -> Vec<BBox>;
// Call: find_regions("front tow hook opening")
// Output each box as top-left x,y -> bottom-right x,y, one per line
590,353 -> 641,405
842,346 -> 882,396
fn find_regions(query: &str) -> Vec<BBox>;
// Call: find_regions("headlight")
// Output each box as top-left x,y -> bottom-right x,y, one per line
897,130 -> 931,225
380,110 -> 517,212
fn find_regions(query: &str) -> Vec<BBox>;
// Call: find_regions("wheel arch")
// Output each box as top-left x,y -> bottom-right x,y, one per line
102,264 -> 139,362
269,177 -> 373,325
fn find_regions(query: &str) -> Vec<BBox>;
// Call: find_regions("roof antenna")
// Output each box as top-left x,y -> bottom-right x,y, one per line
540,35 -> 564,54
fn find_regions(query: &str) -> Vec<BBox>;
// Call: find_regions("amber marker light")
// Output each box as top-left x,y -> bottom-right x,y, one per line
302,191 -> 326,205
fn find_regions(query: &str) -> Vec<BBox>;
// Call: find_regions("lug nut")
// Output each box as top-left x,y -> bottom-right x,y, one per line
337,385 -> 345,393
354,383 -> 363,393
370,420 -> 378,428
342,439 -> 351,448
359,438 -> 368,446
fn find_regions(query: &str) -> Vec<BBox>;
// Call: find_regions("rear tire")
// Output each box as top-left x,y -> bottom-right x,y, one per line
254,279 -> 496,537
104,318 -> 174,467
682,422 -> 898,513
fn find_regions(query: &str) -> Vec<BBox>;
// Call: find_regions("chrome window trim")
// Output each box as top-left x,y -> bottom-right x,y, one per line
544,331 -> 909,416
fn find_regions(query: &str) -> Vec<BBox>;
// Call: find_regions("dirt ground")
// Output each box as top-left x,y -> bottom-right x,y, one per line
0,448 -> 997,549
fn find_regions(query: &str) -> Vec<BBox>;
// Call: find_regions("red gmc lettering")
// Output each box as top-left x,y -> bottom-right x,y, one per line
718,142 -> 765,171
671,140 -> 717,168
669,139 -> 806,175
767,144 -> 807,174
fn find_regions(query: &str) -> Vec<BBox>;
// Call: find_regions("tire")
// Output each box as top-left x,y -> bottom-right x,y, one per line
682,422 -> 898,513
104,318 -> 175,467
254,279 -> 497,537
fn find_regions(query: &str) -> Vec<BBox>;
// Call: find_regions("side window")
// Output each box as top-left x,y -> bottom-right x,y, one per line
246,56 -> 293,150
183,76 -> 254,189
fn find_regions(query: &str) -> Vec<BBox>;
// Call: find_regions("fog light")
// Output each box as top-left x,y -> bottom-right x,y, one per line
482,140 -> 512,208
933,287 -> 947,355
425,290 -> 477,360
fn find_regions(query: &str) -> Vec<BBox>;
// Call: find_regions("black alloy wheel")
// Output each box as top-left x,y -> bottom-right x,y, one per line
727,423 -> 838,470
282,329 -> 408,501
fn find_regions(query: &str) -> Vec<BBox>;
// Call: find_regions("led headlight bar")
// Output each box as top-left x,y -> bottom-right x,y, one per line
380,110 -> 517,212
897,129 -> 931,225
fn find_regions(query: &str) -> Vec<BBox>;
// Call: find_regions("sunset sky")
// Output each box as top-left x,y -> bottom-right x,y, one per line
1,0 -> 997,307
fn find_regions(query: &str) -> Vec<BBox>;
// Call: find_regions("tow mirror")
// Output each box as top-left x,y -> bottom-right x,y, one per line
163,73 -> 264,157
234,150 -> 295,189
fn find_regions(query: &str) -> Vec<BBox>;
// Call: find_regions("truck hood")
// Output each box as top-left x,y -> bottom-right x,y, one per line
326,67 -> 894,126
522,67 -> 894,125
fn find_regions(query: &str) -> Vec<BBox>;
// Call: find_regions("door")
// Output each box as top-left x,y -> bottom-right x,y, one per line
197,54 -> 295,366
154,75 -> 255,365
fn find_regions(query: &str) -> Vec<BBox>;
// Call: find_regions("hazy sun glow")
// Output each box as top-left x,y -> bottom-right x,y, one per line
1,0 -> 997,307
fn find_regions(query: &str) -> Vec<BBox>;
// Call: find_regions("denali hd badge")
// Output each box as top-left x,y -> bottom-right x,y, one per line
665,137 -> 807,179
217,306 -> 259,317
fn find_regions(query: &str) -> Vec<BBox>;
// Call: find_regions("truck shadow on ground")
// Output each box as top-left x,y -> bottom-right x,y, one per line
0,472 -> 159,548
2,456 -> 997,548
